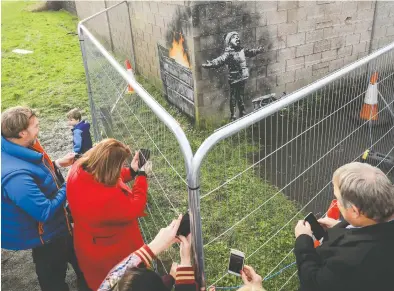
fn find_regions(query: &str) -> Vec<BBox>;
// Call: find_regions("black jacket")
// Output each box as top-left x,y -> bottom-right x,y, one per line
294,220 -> 394,291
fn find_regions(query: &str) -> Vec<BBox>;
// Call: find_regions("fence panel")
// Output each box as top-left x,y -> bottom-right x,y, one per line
193,43 -> 394,290
78,2 -> 394,289
78,2 -> 193,276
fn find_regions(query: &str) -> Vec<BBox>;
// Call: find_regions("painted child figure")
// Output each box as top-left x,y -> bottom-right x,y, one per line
202,31 -> 264,120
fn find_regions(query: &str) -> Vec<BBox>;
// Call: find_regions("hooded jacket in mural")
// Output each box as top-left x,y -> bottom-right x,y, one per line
206,46 -> 262,84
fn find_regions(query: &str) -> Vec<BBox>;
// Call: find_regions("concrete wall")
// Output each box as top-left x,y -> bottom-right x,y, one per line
72,0 -> 394,127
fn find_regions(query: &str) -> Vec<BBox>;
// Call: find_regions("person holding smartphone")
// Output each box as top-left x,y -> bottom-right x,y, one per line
66,139 -> 152,290
98,214 -> 197,291
293,162 -> 394,291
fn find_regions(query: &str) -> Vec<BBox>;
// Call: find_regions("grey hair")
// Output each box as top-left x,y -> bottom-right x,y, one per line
333,162 -> 394,222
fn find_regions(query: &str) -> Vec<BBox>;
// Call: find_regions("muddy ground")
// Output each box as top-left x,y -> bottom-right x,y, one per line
1,120 -> 79,291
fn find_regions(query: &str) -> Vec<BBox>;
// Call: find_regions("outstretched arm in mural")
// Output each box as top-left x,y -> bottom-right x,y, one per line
245,46 -> 264,57
201,52 -> 230,68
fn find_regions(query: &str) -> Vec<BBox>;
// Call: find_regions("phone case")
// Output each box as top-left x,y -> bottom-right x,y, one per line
138,149 -> 150,169
177,212 -> 190,237
228,249 -> 245,276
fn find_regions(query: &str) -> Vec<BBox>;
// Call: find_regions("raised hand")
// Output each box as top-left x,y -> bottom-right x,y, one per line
130,151 -> 139,172
148,214 -> 182,256
56,152 -> 76,167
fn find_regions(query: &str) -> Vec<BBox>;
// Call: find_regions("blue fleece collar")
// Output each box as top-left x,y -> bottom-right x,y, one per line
1,136 -> 42,164
72,120 -> 87,131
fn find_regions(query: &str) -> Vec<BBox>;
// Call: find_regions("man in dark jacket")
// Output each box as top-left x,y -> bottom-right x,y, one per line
294,162 -> 394,291
1,106 -> 85,291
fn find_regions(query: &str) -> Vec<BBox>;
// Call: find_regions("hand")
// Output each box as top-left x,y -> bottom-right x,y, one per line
241,265 -> 263,289
148,214 -> 182,256
170,262 -> 178,278
318,217 -> 340,229
56,153 -> 76,168
295,220 -> 313,238
202,61 -> 212,68
140,161 -> 152,176
130,151 -> 139,172
179,234 -> 192,266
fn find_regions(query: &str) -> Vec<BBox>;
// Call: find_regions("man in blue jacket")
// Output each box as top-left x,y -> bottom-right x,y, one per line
1,106 -> 85,291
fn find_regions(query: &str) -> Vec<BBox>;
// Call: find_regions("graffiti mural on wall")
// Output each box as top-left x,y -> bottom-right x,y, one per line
202,31 -> 264,121
158,6 -> 195,119
158,33 -> 195,118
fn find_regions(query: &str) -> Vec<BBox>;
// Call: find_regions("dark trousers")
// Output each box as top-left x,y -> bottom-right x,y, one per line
32,234 -> 87,291
229,80 -> 246,118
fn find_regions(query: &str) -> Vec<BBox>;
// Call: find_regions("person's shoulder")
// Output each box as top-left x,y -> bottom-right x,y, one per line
1,153 -> 30,177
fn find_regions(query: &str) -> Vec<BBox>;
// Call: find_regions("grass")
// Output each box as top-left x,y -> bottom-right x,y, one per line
1,1 -> 88,125
2,2 -> 301,290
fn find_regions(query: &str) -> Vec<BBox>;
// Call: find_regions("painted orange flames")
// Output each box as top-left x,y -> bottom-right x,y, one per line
169,33 -> 191,68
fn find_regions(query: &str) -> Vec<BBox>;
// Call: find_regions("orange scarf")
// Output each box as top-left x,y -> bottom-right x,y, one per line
31,140 -> 55,173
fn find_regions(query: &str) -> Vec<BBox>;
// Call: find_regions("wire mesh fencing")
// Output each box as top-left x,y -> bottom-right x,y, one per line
78,2 -> 394,290
78,3 -> 192,275
196,45 -> 394,290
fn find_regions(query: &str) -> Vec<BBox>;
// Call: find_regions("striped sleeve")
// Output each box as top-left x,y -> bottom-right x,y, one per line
98,245 -> 156,291
134,244 -> 156,268
175,266 -> 196,285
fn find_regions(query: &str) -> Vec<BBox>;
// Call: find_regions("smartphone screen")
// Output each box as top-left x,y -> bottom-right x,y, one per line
228,251 -> 244,275
138,149 -> 150,169
304,212 -> 326,241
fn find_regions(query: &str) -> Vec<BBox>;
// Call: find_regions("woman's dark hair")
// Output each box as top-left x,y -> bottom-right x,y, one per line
115,267 -> 168,291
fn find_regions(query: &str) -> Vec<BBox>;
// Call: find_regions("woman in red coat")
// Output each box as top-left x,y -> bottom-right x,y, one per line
66,138 -> 150,290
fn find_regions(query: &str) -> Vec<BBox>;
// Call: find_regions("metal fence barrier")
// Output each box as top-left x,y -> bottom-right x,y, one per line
191,41 -> 394,290
78,1 -> 193,276
79,2 -> 394,290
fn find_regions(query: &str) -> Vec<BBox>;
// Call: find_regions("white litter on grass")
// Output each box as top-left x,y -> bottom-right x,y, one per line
12,49 -> 33,54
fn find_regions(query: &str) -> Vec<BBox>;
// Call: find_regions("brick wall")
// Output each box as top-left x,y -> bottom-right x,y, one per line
128,1 -> 193,89
72,1 -> 394,127
192,1 -> 387,126
371,1 -> 394,51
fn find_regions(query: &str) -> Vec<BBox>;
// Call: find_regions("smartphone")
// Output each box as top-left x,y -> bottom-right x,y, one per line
177,212 -> 191,237
228,249 -> 245,276
304,212 -> 326,241
138,149 -> 151,169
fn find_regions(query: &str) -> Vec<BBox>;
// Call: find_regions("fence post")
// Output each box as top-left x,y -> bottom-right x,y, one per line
125,2 -> 137,73
78,27 -> 100,142
188,172 -> 206,289
104,0 -> 115,53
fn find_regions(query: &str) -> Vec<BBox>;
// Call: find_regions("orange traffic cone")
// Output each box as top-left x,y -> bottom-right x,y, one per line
125,60 -> 135,94
327,199 -> 340,220
360,72 -> 378,121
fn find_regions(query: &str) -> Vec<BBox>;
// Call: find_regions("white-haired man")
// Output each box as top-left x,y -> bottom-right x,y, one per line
294,162 -> 394,291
